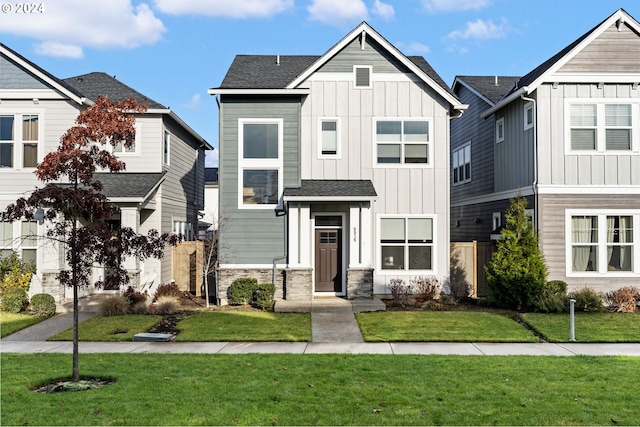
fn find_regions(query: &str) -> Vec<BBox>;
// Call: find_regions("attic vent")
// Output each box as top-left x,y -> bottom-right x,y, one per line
354,66 -> 371,88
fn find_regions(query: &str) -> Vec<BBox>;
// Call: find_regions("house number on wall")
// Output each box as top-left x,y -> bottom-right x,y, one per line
353,227 -> 357,242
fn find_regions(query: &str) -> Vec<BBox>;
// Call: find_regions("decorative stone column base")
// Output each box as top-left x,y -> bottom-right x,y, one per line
42,271 -> 64,303
346,267 -> 374,300
217,267 -> 285,306
283,268 -> 313,301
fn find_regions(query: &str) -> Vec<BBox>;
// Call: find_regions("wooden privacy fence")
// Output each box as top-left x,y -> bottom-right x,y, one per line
172,241 -> 204,296
450,241 -> 496,298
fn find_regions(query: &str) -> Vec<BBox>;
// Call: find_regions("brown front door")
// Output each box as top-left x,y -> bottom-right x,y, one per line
315,229 -> 342,293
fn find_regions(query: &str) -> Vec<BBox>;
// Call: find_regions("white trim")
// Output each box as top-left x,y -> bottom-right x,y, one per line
524,102 -> 534,130
219,264 -> 287,269
452,141 -> 471,185
208,88 -> 310,96
284,195 -> 376,202
317,117 -> 341,159
549,73 -> 640,84
353,65 -> 372,89
112,123 -> 141,156
450,187 -> 534,208
163,129 -> 170,166
0,108 -> 44,171
496,117 -> 505,143
311,212 -> 347,296
306,72 -> 421,83
565,209 -> 640,277
537,185 -> 640,195
237,118 -> 284,210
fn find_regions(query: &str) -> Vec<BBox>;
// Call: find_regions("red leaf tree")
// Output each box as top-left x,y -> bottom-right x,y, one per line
1,96 -> 179,381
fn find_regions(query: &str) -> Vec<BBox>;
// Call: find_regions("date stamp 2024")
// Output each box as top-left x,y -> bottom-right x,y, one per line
1,2 -> 44,13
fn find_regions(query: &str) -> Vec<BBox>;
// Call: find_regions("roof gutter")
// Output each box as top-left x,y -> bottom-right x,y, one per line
146,108 -> 212,150
207,88 -> 310,96
480,86 -> 530,119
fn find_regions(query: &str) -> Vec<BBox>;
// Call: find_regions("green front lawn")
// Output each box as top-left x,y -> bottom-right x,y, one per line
521,312 -> 640,342
0,312 -> 46,338
175,311 -> 311,342
2,353 -> 639,426
356,310 -> 539,342
47,315 -> 163,341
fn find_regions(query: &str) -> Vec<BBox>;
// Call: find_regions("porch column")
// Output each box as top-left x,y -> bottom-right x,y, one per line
349,202 -> 372,267
120,206 -> 140,272
288,203 -> 311,267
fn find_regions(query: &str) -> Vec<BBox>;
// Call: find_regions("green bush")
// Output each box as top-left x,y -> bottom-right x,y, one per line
0,287 -> 29,313
228,278 -> 258,305
100,295 -> 129,317
254,283 -> 275,310
569,287 -> 604,312
534,280 -> 568,313
153,282 -> 182,300
29,293 -> 56,317
485,196 -> 548,310
0,252 -> 35,293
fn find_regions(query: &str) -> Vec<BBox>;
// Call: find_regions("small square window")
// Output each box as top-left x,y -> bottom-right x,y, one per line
524,102 -> 534,130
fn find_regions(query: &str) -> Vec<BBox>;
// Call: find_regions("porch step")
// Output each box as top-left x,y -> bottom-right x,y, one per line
55,294 -> 110,314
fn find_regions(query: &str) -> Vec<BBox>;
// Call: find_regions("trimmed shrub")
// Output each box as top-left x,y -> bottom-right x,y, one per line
534,280 -> 568,313
606,286 -> 639,313
153,282 -> 182,300
228,278 -> 258,305
254,283 -> 275,310
29,293 -> 56,318
99,295 -> 129,317
412,276 -> 441,303
155,295 -> 181,315
0,287 -> 28,313
388,278 -> 411,307
568,287 -> 604,312
123,286 -> 147,307
0,252 -> 35,293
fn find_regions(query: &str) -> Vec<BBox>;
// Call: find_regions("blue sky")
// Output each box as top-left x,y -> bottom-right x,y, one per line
1,0 -> 639,167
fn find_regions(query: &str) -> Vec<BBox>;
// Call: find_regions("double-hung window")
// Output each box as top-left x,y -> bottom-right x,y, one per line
568,211 -> 639,275
0,113 -> 40,168
379,216 -> 434,272
496,118 -> 505,143
319,119 -> 339,157
376,119 -> 430,165
569,102 -> 637,152
238,119 -> 283,208
452,143 -> 471,184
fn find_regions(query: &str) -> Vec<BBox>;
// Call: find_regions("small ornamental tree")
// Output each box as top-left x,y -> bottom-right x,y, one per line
1,96 -> 179,382
485,195 -> 548,310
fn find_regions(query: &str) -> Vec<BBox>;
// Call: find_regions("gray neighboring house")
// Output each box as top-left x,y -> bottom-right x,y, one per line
210,22 -> 466,305
450,9 -> 640,294
0,45 -> 211,302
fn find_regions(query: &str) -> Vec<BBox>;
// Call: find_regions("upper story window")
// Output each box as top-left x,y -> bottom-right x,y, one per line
496,118 -> 505,143
569,102 -> 637,152
319,119 -> 339,157
163,130 -> 170,165
0,113 -> 40,168
238,119 -> 283,208
376,119 -> 430,166
524,102 -> 534,130
379,216 -> 434,272
453,143 -> 471,184
354,66 -> 372,89
1,221 -> 13,258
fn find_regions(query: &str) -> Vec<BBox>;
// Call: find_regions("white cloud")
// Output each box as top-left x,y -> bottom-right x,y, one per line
403,41 -> 431,55
182,94 -> 203,110
422,0 -> 491,13
153,0 -> 294,18
308,0 -> 368,26
0,0 -> 166,58
446,19 -> 508,40
372,0 -> 394,21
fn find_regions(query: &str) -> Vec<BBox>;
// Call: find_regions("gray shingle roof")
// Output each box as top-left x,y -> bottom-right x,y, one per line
284,180 -> 377,198
407,56 -> 457,99
63,72 -> 166,109
93,172 -> 165,199
204,167 -> 218,184
454,76 -> 521,104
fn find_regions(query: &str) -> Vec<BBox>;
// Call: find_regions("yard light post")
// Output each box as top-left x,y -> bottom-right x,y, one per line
569,298 -> 576,341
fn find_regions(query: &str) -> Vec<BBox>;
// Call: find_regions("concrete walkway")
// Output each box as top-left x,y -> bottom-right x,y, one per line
2,296 -> 639,356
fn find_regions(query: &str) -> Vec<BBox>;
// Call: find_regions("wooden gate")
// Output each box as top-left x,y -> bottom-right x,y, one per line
172,241 -> 204,296
450,241 -> 496,298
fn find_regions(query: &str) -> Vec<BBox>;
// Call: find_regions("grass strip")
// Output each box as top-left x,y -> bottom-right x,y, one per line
175,311 -> 311,342
47,315 -> 162,342
2,353 -> 639,426
356,310 -> 539,342
0,312 -> 45,338
520,312 -> 640,342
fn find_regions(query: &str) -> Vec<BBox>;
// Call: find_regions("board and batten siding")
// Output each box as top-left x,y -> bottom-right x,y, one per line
535,83 -> 640,187
450,84 -> 495,203
218,96 -> 301,265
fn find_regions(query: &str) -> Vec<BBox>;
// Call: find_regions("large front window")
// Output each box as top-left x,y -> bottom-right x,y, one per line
569,102 -> 637,152
0,114 -> 40,168
376,119 -> 430,165
569,211 -> 638,275
238,119 -> 283,208
380,217 -> 433,271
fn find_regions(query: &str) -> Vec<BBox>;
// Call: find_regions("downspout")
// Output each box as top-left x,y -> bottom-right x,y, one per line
273,204 -> 287,289
521,92 -> 538,233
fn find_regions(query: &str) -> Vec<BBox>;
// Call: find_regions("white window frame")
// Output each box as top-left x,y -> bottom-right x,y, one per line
524,102 -> 534,130
492,212 -> 501,231
353,65 -> 372,89
318,118 -> 340,158
452,142 -> 471,185
0,109 -> 44,170
163,130 -> 170,165
565,209 -> 640,277
237,118 -> 283,210
374,118 -> 432,168
565,100 -> 640,153
496,117 -> 505,143
112,124 -> 141,156
376,214 -> 436,275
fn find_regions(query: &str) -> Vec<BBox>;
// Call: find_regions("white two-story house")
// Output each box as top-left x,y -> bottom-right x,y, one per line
0,44 -> 211,302
209,22 -> 466,304
450,9 -> 640,294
